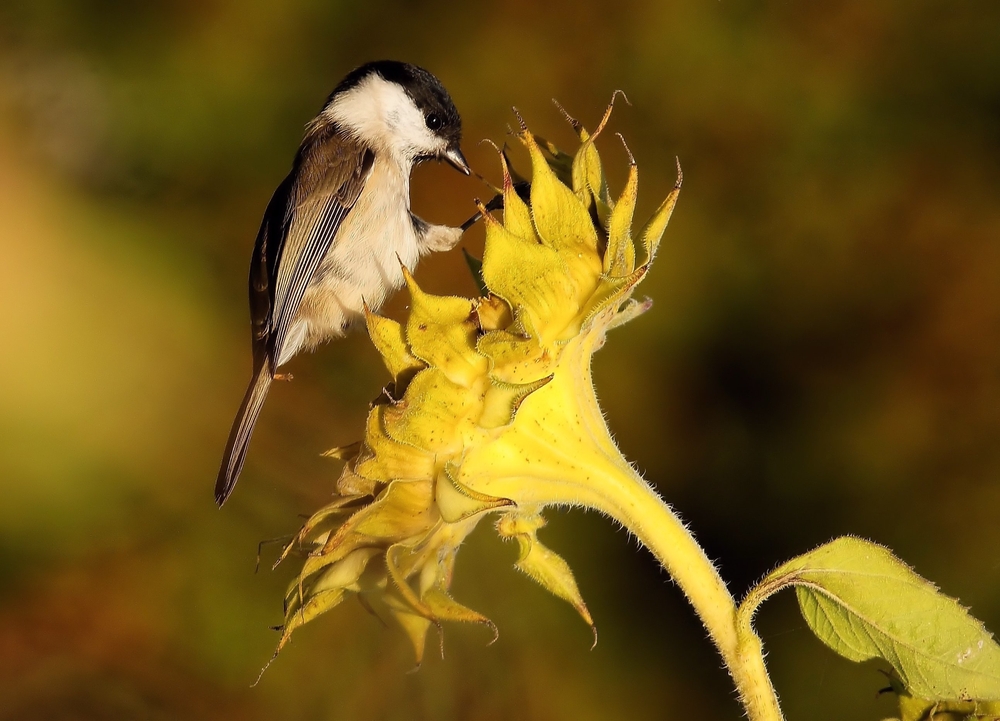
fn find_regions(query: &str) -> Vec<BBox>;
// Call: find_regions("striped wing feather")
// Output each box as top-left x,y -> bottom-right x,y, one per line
250,132 -> 374,371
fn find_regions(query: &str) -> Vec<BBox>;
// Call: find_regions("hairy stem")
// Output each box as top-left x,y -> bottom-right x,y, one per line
587,465 -> 784,721
467,330 -> 784,719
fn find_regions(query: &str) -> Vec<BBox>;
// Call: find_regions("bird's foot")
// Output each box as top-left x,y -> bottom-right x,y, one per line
422,225 -> 464,253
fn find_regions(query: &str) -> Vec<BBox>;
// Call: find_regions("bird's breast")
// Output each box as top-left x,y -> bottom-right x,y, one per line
320,158 -> 420,297
293,158 -> 420,353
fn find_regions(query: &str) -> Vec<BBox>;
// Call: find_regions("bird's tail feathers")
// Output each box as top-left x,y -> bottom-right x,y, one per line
216,364 -> 273,506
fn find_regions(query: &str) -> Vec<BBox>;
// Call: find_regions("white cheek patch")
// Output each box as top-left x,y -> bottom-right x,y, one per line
326,74 -> 445,161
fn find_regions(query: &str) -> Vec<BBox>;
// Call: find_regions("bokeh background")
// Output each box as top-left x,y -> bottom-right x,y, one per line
2,1 -> 999,719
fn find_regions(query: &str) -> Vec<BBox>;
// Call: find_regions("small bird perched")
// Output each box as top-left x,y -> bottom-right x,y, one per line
216,60 -> 470,507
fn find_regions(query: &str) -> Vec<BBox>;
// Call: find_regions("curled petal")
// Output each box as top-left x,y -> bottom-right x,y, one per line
436,465 -> 513,523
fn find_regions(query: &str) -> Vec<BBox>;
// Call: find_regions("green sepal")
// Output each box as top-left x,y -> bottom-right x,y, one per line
462,248 -> 488,297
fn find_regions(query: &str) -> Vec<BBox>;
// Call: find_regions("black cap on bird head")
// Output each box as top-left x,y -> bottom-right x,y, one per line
330,60 -> 469,174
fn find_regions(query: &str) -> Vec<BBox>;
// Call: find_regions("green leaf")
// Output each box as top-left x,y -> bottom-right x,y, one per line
462,248 -> 488,297
884,673 -> 1000,721
751,536 -> 1000,702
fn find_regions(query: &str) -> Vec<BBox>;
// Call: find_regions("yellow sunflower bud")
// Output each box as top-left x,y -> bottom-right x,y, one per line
271,98 -> 681,668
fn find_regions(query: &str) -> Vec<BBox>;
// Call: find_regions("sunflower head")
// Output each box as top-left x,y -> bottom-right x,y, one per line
272,97 -> 681,666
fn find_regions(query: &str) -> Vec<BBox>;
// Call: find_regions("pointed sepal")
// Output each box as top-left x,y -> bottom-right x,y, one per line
496,512 -> 596,643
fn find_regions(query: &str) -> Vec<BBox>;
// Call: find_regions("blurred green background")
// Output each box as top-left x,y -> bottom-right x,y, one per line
1,1 -> 999,719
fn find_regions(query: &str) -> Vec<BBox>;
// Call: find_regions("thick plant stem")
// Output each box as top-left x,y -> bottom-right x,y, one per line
586,465 -> 784,721
465,330 -> 784,718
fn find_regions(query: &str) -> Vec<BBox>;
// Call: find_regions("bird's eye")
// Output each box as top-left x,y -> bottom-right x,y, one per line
425,113 -> 442,131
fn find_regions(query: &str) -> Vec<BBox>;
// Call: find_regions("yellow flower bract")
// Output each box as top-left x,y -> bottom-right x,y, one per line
275,100 -> 680,666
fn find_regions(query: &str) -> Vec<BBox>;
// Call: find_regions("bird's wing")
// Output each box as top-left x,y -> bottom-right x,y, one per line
248,175 -> 291,365
248,134 -> 374,369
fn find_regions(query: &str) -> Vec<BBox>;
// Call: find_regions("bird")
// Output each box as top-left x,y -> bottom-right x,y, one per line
216,60 -> 471,507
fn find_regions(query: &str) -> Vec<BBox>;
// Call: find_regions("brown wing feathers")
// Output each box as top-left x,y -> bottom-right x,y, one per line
215,134 -> 374,506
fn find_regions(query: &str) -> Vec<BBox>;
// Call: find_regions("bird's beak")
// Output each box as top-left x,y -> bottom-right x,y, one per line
442,146 -> 471,175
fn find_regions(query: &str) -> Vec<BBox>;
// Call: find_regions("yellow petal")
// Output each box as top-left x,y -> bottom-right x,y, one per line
497,512 -> 596,641
520,130 -> 601,260
581,266 -> 648,331
354,410 -> 435,484
386,543 -> 435,617
422,586 -> 498,643
281,546 -> 380,646
534,133 -> 575,187
403,269 -> 488,388
477,327 -> 554,385
605,297 -> 654,332
381,369 -> 481,453
481,217 -> 580,343
297,494 -> 363,537
605,161 -> 638,277
321,441 -> 361,461
365,308 -> 424,384
474,294 -> 513,332
570,94 -> 622,220
335,468 -> 377,497
498,153 -> 537,242
277,494 -> 362,565
571,129 -> 607,214
296,480 -> 435,580
308,547 -> 380,598
279,588 -> 345,654
384,598 -> 434,666
637,178 -> 681,267
350,480 -> 437,541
